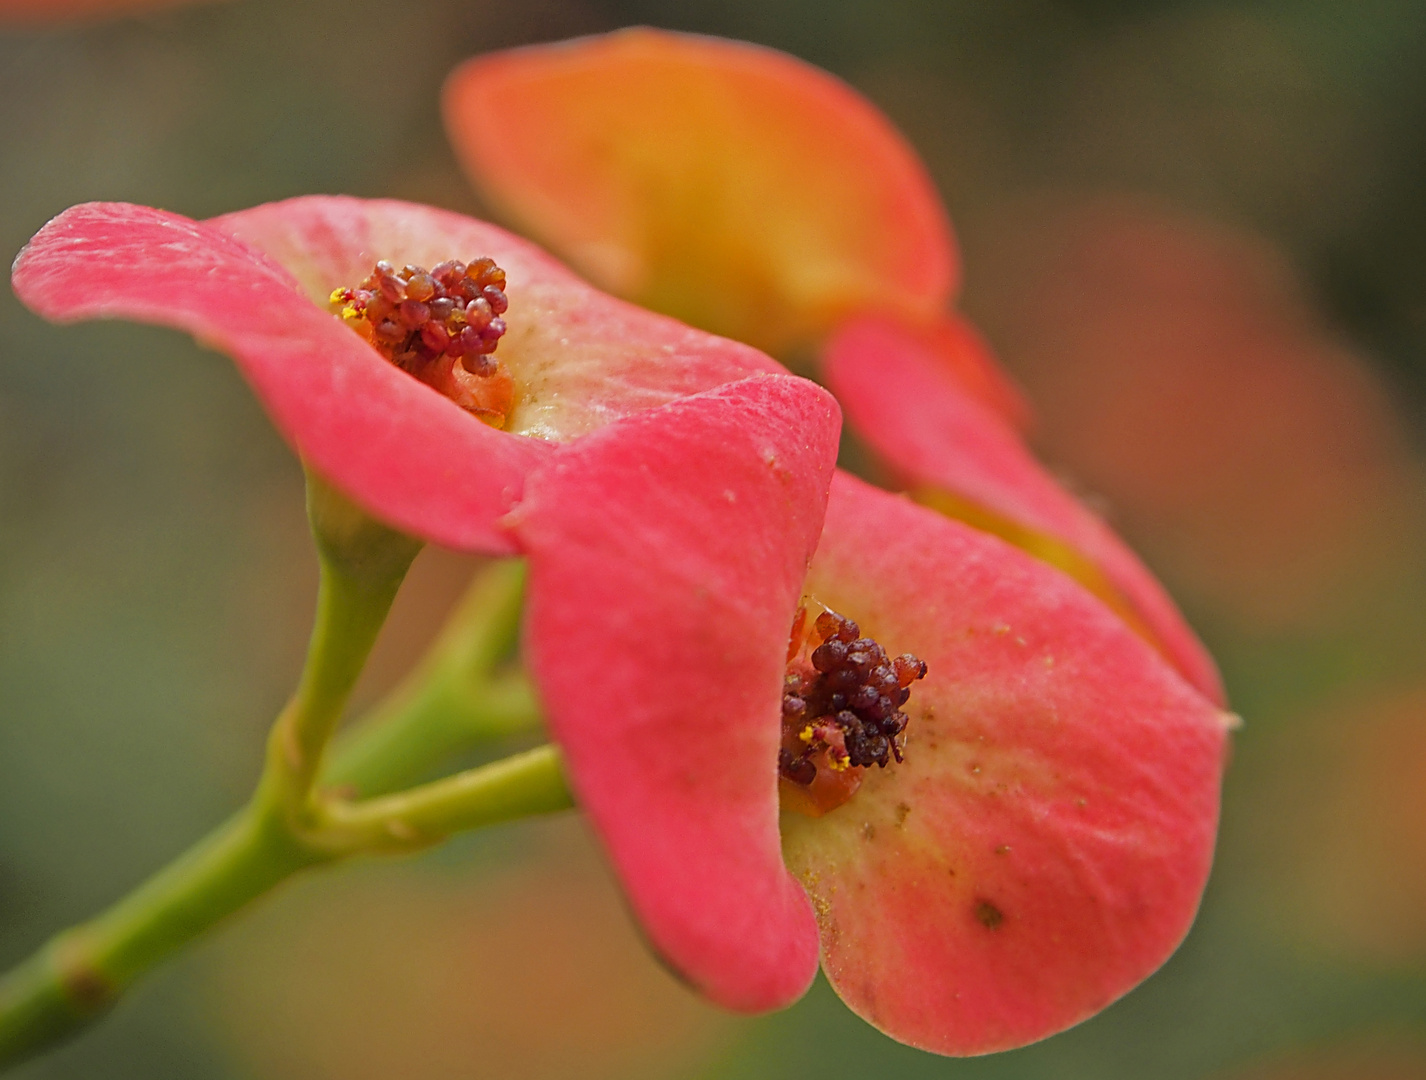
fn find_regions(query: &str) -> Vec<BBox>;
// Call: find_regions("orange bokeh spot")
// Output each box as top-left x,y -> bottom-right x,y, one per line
445,28 -> 958,359
973,195 -> 1423,629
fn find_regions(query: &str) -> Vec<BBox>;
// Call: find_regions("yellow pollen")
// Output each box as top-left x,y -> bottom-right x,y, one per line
827,754 -> 850,772
799,725 -> 816,743
341,304 -> 362,323
328,287 -> 348,305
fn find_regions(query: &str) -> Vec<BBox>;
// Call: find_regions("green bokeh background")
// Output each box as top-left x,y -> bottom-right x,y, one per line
3,1 -> 1426,1077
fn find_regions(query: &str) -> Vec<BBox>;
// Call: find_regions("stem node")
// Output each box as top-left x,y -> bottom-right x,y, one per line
49,936 -> 116,1015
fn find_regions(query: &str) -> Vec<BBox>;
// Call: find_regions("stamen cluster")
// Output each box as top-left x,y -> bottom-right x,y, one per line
330,258 -> 509,375
779,609 -> 927,787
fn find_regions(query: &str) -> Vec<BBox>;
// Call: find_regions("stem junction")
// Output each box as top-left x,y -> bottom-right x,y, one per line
0,476 -> 572,1070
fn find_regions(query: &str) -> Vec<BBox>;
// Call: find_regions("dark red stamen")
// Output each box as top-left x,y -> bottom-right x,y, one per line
778,608 -> 927,789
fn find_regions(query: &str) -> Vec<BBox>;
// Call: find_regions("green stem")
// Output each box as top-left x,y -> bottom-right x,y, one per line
326,670 -> 541,796
0,474 -> 429,1069
261,476 -> 422,813
325,559 -> 538,797
318,745 -> 572,855
0,742 -> 574,1067
0,494 -> 579,1070
0,546 -> 568,1070
0,807 -> 316,1063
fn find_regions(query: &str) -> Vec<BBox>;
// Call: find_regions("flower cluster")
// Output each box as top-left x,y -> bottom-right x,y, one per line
10,27 -> 1232,1063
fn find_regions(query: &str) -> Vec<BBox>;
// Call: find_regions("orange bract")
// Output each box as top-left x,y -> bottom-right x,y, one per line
445,27 -> 958,358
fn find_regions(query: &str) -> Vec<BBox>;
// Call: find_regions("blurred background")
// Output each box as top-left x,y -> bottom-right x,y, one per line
3,0 -> 1426,1076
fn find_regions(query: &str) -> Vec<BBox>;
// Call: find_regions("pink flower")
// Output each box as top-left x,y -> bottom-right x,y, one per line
521,460 -> 1227,1052
13,191 -> 1228,1055
443,27 -> 1225,705
12,196 -> 786,551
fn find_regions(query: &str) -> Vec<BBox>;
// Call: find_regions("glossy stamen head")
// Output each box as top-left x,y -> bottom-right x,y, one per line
330,258 -> 514,426
779,605 -> 927,817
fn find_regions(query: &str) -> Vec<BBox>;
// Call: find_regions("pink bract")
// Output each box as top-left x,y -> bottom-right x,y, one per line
514,375 -> 841,1011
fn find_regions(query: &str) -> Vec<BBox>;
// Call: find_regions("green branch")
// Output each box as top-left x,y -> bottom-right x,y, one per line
317,745 -> 572,856
324,557 -> 540,797
0,482 -> 571,1071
